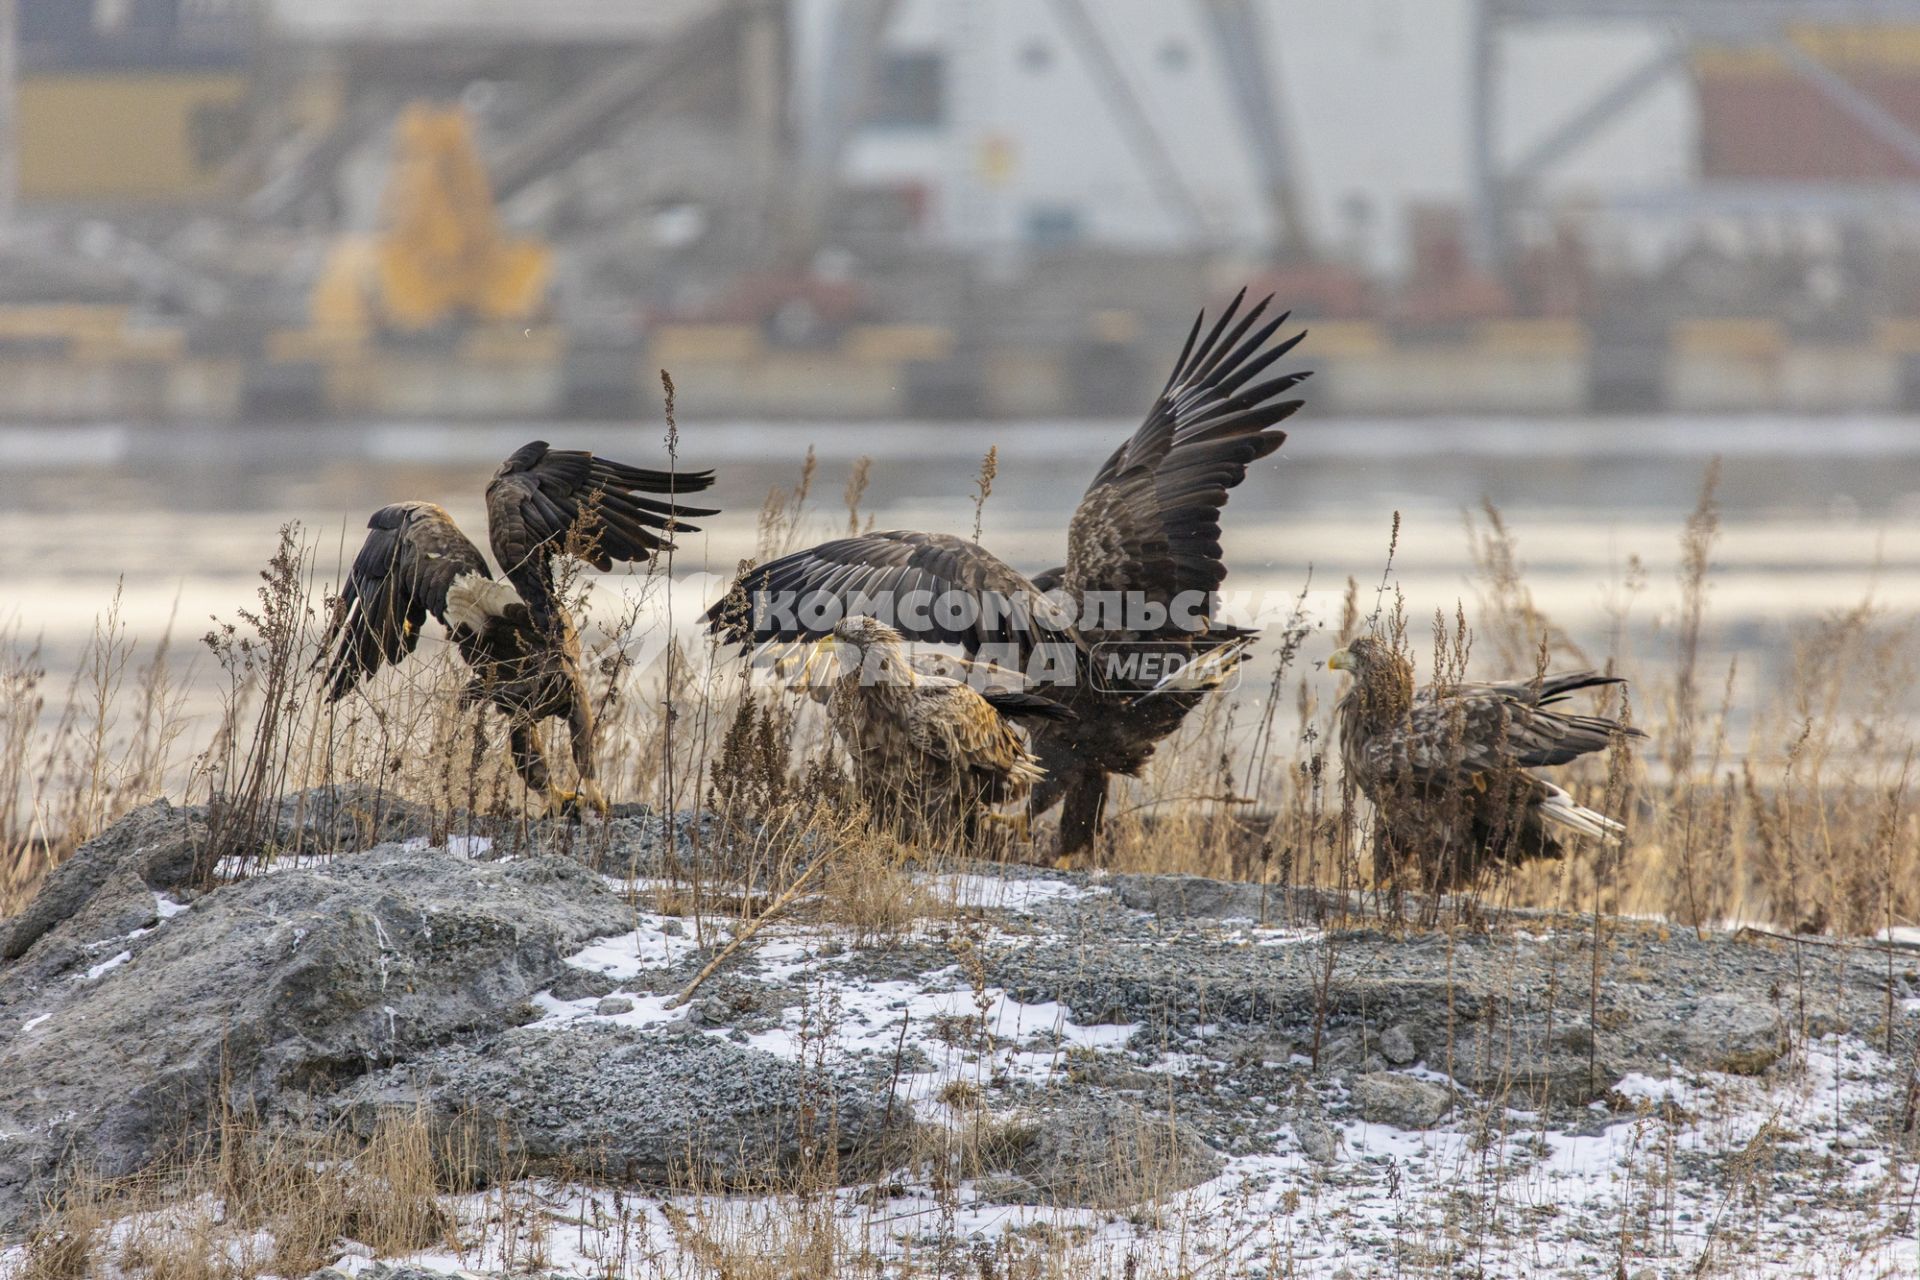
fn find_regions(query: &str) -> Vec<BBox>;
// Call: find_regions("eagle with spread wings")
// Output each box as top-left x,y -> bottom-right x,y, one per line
320,440 -> 717,816
1328,636 -> 1642,890
705,290 -> 1307,854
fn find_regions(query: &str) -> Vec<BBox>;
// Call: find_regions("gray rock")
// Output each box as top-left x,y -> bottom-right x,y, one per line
1664,995 -> 1789,1075
1109,874 -> 1272,921
1378,1024 -> 1417,1065
984,1099 -> 1222,1208
1291,1114 -> 1339,1164
0,805 -> 628,1231
595,996 -> 635,1016
274,783 -> 431,853
353,1022 -> 897,1184
549,967 -> 619,1001
1,800 -> 205,961
1352,1073 -> 1455,1129
1450,1026 -> 1620,1108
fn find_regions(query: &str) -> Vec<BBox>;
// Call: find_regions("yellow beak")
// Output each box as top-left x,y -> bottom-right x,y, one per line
770,636 -> 836,684
1327,648 -> 1354,673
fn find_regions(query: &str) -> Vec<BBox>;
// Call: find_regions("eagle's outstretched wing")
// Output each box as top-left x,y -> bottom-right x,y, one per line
486,439 -> 719,620
1059,291 -> 1308,631
321,501 -> 490,700
1368,674 -> 1641,780
704,530 -> 1079,661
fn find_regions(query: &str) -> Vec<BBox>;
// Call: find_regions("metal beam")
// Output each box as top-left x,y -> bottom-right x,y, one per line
1468,0 -> 1502,266
489,3 -> 745,201
789,0 -> 897,257
800,0 -> 897,178
1198,0 -> 1308,256
1776,37 -> 1920,176
1507,38 -> 1686,184
1046,0 -> 1214,243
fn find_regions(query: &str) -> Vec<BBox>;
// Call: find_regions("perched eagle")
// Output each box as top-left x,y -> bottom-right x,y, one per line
320,441 -> 718,815
814,616 -> 1072,844
706,290 -> 1307,855
1328,636 -> 1643,889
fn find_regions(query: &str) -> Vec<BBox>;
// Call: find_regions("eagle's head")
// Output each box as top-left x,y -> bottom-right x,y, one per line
829,615 -> 910,682
1327,635 -> 1395,675
1327,636 -> 1414,717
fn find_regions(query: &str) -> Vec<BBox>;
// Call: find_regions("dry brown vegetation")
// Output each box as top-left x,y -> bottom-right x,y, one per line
4,454 -> 1917,936
3,447 -> 1919,1274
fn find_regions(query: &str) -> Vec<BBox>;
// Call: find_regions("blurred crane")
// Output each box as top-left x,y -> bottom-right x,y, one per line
312,104 -> 551,334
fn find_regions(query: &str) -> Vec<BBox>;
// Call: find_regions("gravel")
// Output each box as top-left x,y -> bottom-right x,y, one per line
7,792 -> 1919,1267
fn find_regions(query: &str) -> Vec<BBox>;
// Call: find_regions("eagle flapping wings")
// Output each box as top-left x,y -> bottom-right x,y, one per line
321,441 -> 718,815
705,290 -> 1308,854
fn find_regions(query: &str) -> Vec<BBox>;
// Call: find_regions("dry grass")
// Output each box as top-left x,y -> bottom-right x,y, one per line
4,453 -> 1918,937
22,1101 -> 463,1280
4,441 -> 1917,1274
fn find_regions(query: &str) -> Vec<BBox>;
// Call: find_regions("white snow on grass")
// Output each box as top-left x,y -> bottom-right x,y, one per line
319,1030 -> 1918,1280
934,872 -> 1093,911
560,914 -> 686,980
535,910 -> 1141,1117
213,851 -> 335,879
503,889 -> 1920,1279
153,893 -> 189,919
14,867 -> 1914,1280
399,834 -> 493,857
19,1013 -> 50,1033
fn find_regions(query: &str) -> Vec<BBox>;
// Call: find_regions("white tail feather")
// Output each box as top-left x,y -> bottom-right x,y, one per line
1138,635 -> 1255,699
445,573 -> 521,635
1536,781 -> 1626,844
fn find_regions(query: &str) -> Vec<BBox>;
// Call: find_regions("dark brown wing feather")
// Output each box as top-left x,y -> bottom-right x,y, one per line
321,501 -> 489,700
979,687 -> 1076,723
1366,677 -> 1639,781
1061,290 -> 1308,626
486,439 -> 720,621
703,530 -> 1077,660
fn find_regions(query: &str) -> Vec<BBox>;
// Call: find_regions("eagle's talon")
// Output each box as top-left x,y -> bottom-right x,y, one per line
544,786 -> 597,822
577,779 -> 609,816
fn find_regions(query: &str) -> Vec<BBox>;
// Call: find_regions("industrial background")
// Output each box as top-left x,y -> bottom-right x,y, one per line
4,0 -> 1920,420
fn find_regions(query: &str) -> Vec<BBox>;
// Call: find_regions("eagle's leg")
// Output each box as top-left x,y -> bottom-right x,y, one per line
507,719 -> 552,799
1056,766 -> 1109,859
1027,769 -> 1069,819
555,695 -> 608,816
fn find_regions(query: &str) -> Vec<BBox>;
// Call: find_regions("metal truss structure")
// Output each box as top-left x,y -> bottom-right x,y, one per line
1471,0 -> 1920,266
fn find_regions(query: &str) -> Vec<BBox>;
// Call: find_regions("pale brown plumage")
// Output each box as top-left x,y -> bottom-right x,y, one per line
822,616 -> 1070,844
319,441 -> 718,816
1329,636 -> 1643,890
706,291 -> 1308,854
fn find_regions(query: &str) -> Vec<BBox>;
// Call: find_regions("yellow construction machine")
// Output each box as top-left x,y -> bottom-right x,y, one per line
312,105 -> 551,334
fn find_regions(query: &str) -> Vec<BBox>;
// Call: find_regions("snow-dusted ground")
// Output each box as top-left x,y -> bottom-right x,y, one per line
357,880 -> 1920,1276
7,870 -> 1918,1280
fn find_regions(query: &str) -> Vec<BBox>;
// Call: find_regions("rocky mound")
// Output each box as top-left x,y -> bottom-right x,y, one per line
1,795 -> 1913,1266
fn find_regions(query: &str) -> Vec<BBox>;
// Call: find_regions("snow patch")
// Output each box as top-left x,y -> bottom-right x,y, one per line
83,951 -> 131,981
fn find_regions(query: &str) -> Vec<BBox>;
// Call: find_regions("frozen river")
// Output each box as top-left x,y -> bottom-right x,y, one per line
1,415 -> 1917,720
